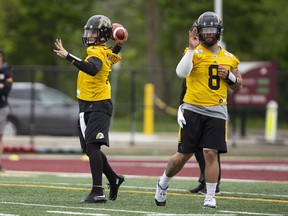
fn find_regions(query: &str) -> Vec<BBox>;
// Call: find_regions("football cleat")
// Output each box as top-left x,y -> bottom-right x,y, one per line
189,183 -> 205,193
203,195 -> 216,208
155,178 -> 168,206
80,192 -> 107,204
108,174 -> 125,200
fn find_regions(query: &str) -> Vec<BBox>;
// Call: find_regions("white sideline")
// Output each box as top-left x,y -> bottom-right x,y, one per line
47,211 -> 109,215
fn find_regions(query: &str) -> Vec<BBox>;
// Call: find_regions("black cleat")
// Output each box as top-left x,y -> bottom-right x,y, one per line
188,183 -> 205,193
108,174 -> 125,200
80,192 -> 107,204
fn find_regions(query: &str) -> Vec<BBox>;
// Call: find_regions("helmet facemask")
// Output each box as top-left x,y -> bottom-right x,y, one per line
198,27 -> 221,47
82,29 -> 100,47
196,11 -> 223,47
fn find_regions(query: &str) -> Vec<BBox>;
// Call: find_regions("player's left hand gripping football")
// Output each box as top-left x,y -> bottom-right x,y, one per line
54,39 -> 68,58
115,29 -> 129,46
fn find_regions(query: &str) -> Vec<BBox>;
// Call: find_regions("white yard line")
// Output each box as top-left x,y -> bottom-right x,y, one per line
0,202 -> 162,215
0,213 -> 20,216
145,214 -> 236,216
219,210 -> 283,216
47,211 -> 109,216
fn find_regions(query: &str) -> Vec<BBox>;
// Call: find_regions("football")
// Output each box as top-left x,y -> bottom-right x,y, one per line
112,23 -> 126,40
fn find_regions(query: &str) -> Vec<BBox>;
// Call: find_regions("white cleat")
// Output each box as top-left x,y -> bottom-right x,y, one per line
203,195 -> 217,208
154,178 -> 168,206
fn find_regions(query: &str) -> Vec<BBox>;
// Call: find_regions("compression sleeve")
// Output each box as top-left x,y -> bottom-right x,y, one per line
176,49 -> 194,78
66,53 -> 102,76
112,45 -> 122,54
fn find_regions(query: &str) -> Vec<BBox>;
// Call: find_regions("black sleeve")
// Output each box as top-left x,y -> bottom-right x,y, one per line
67,55 -> 102,76
112,45 -> 122,54
0,64 -> 11,73
179,79 -> 187,105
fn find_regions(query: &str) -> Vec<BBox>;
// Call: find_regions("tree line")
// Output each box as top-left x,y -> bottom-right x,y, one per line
0,0 -> 287,111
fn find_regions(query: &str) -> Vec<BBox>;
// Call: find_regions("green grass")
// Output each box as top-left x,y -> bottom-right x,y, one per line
0,172 -> 287,216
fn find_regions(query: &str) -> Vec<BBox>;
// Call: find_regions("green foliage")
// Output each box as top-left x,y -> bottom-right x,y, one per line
1,0 -> 288,68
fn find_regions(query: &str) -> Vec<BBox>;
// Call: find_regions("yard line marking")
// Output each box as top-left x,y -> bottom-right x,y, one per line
1,172 -> 288,198
146,214 -> 236,216
2,170 -> 288,183
0,183 -> 87,191
0,213 -> 19,216
0,183 -> 288,204
1,179 -> 288,199
47,211 -> 109,215
0,202 -> 162,215
219,210 -> 283,216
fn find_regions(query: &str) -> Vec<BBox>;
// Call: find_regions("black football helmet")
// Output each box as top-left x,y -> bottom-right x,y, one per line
82,15 -> 112,46
196,11 -> 223,46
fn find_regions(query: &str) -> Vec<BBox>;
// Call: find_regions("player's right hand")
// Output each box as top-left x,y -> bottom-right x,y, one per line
177,104 -> 186,128
54,39 -> 68,58
188,27 -> 199,50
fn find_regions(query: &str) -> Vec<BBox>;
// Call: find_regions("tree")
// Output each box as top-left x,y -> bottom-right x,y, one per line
0,0 -> 288,110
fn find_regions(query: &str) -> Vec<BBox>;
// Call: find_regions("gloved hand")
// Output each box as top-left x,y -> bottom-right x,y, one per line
177,104 -> 186,128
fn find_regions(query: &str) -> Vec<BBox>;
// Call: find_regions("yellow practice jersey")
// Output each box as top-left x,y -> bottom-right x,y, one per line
76,45 -> 121,101
183,44 -> 239,106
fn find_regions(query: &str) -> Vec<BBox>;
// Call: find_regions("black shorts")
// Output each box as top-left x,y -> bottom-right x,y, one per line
178,110 -> 227,154
78,100 -> 112,152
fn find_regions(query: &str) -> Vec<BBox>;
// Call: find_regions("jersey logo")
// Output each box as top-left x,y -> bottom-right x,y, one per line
195,49 -> 204,54
219,99 -> 227,103
96,132 -> 104,139
107,53 -> 122,64
224,51 -> 233,58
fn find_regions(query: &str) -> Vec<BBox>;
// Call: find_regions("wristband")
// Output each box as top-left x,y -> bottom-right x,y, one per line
226,71 -> 237,85
66,53 -> 82,63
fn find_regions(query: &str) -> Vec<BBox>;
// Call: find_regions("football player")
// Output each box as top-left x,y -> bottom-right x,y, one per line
0,49 -> 13,172
155,11 -> 243,208
54,15 -> 128,203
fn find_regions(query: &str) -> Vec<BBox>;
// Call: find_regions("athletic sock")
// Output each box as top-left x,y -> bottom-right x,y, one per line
159,170 -> 171,188
206,182 -> 217,197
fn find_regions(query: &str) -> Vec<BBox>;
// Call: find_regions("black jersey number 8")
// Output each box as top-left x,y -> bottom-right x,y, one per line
208,65 -> 220,90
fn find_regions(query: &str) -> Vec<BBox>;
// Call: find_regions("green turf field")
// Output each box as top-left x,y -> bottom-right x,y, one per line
0,171 -> 287,216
